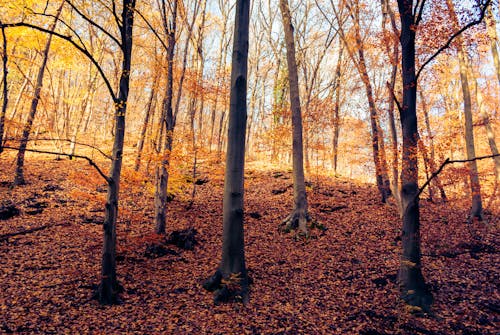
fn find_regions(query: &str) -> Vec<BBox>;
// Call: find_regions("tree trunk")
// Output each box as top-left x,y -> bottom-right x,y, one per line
203,0 -> 250,304
155,0 -> 177,235
420,91 -> 447,201
70,69 -> 98,157
98,0 -> 136,305
278,0 -> 309,235
381,0 -> 401,209
13,3 -> 63,185
417,133 -> 434,201
485,7 -> 500,85
446,0 -> 483,220
135,68 -> 158,171
342,3 -> 390,202
332,41 -> 344,175
0,25 -> 7,154
397,0 -> 432,313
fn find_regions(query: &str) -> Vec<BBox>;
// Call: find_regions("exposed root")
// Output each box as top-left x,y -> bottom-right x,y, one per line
93,281 -> 124,305
279,209 -> 311,236
401,287 -> 434,315
203,270 -> 250,305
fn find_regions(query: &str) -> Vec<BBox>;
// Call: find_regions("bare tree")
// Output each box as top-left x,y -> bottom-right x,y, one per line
446,0 -> 483,220
203,0 -> 250,304
396,0 -> 433,313
0,24 -> 7,153
278,0 -> 310,235
13,2 -> 63,185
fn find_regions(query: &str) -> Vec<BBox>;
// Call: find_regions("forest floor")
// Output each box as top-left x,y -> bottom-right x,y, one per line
0,153 -> 499,334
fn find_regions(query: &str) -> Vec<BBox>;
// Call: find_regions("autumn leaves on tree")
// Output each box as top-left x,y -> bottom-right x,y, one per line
0,0 -> 498,320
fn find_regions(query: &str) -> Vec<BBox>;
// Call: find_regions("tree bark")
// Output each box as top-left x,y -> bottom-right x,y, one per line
13,2 -> 63,185
485,7 -> 500,85
0,25 -> 7,154
98,0 -> 136,305
279,0 -> 309,235
155,0 -> 177,234
397,0 -> 432,313
332,40 -> 344,175
420,91 -> 447,201
381,0 -> 401,209
446,0 -> 483,220
203,0 -> 250,304
134,68 -> 158,171
338,2 -> 391,202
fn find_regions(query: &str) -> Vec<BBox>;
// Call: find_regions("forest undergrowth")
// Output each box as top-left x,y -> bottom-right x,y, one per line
0,153 -> 498,334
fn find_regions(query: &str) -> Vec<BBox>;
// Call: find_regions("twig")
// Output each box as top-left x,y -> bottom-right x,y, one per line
0,222 -> 70,242
2,146 -> 111,183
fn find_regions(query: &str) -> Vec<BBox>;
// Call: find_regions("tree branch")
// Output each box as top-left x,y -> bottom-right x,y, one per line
2,146 -> 111,184
386,81 -> 403,116
416,0 -> 491,81
5,137 -> 112,159
64,0 -> 122,47
0,222 -> 70,242
417,153 -> 500,198
0,22 -> 117,102
134,8 -> 170,52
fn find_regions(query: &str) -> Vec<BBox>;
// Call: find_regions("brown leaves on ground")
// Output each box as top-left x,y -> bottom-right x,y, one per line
0,155 -> 498,334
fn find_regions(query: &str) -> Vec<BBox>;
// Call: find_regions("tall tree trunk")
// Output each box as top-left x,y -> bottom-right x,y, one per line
70,69 -> 98,157
343,3 -> 390,202
420,91 -> 447,201
13,2 -> 63,185
0,25 -> 7,154
470,60 -> 500,193
279,0 -> 309,235
332,41 -> 344,175
417,133 -> 434,201
135,68 -> 158,171
476,92 -> 500,183
98,0 -> 136,305
485,7 -> 500,85
155,0 -> 177,235
446,0 -> 483,220
203,0 -> 250,304
381,0 -> 401,209
397,0 -> 432,312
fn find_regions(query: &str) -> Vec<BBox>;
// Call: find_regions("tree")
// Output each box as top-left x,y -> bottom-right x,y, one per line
2,0 -> 137,304
446,0 -> 483,221
485,6 -> 500,85
330,0 -> 392,203
396,0 -> 433,313
381,0 -> 402,208
0,24 -> 7,154
13,2 -> 63,185
154,0 -> 178,234
278,0 -> 310,235
395,0 -> 491,312
203,0 -> 250,304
